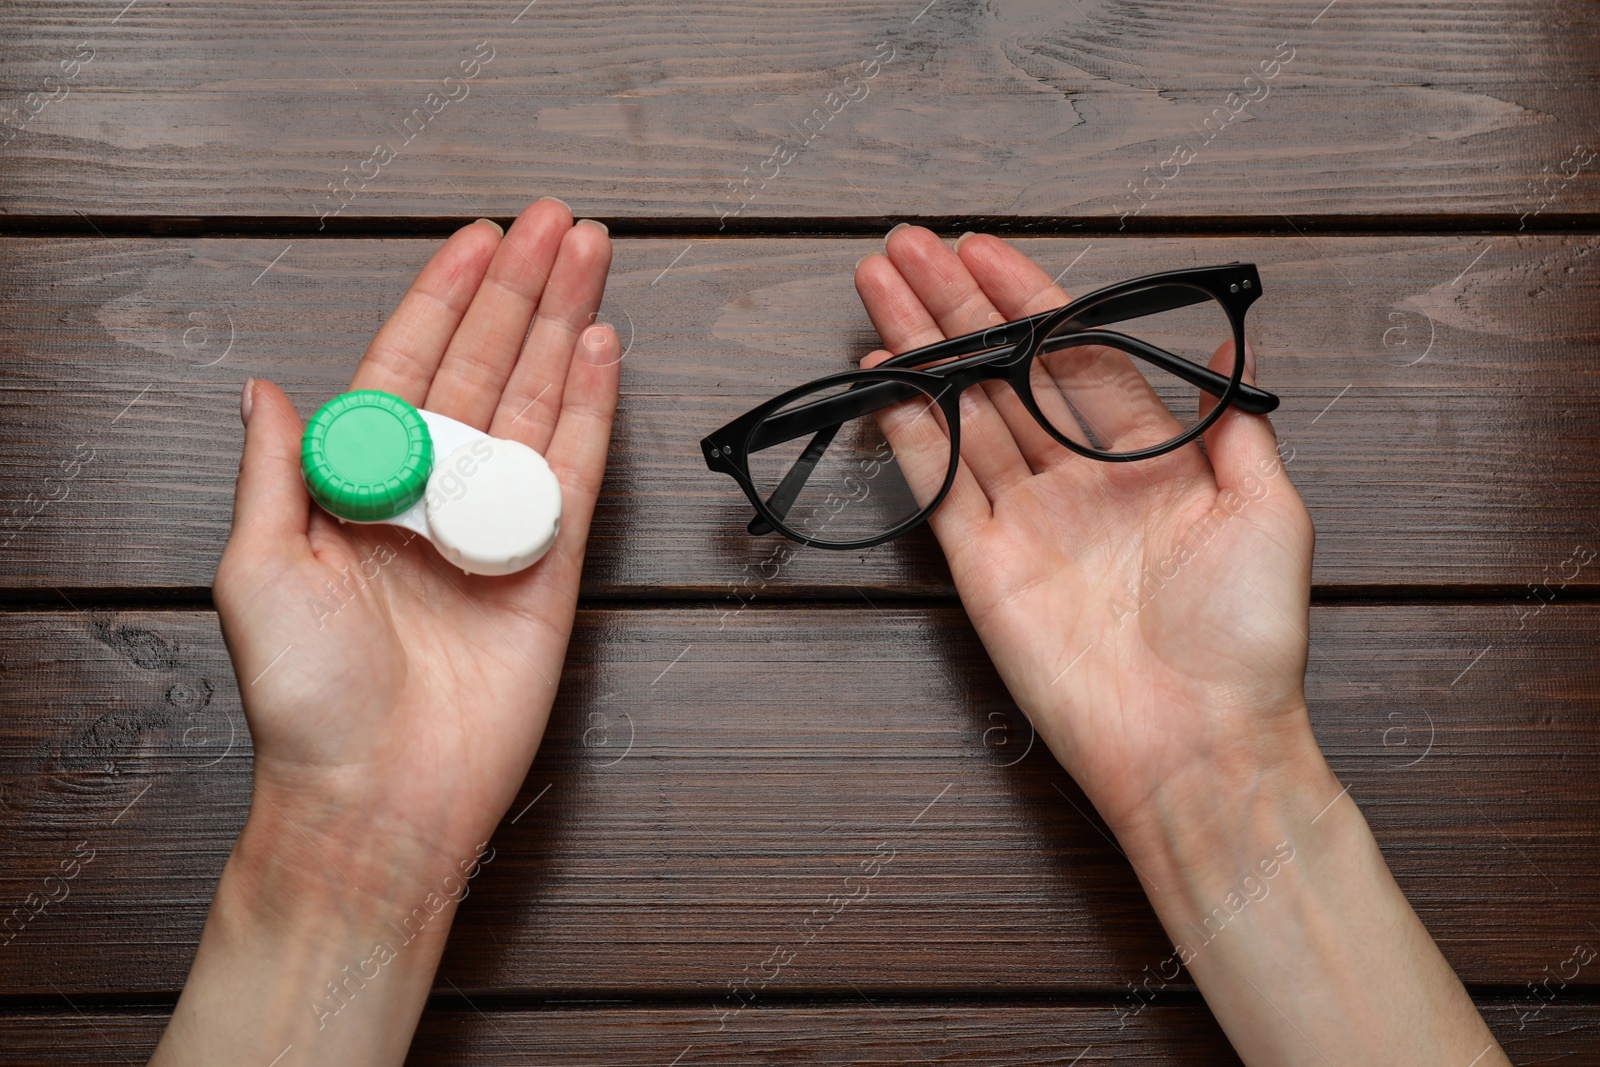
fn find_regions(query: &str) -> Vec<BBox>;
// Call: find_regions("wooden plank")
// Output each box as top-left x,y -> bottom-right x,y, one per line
1,606 -> 1595,997
3,234 -> 1599,595
1,2 -> 1597,224
0,1000 -> 1593,1065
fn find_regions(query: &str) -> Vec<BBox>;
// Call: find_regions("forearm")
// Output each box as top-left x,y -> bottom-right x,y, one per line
150,799 -> 490,1066
1113,715 -> 1507,1067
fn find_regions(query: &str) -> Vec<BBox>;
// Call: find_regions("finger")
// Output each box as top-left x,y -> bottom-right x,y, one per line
951,233 -> 1103,452
883,227 -> 1067,481
228,378 -> 311,556
861,347 -> 991,538
349,219 -> 502,405
491,219 -> 613,454
1200,340 -> 1285,492
957,233 -> 1181,454
883,224 -> 999,336
950,237 -> 1094,472
425,198 -> 574,429
538,324 -> 622,584
955,231 -> 1070,318
858,235 -> 1031,499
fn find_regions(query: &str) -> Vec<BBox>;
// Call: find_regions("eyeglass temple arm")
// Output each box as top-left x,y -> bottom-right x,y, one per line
745,330 -> 1276,535
744,333 -> 1275,535
870,283 -> 1229,370
747,422 -> 843,535
878,285 -> 1275,413
749,325 -> 1057,532
747,377 -> 916,536
860,292 -> 1185,373
1046,331 -> 1278,415
750,330 -> 1273,463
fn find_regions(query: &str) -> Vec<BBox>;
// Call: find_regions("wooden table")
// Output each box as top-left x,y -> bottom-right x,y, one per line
3,2 -> 1598,1062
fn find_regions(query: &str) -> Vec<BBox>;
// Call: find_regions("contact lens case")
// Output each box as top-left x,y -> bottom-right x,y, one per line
299,390 -> 561,576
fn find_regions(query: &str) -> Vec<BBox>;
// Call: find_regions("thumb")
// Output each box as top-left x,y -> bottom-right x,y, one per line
230,377 -> 311,553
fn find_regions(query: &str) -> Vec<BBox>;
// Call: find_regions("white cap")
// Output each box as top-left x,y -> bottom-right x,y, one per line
424,437 -> 562,576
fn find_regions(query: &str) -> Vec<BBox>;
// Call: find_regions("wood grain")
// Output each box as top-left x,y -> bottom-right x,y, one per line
2,606 -> 1595,998
0,1000 -> 1594,1066
3,1 -> 1596,1059
1,2 -> 1597,225
2,235 -> 1598,595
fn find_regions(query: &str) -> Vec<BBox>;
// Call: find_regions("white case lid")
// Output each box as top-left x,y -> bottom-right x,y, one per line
424,436 -> 562,576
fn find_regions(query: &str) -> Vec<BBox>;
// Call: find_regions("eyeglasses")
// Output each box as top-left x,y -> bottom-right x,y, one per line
702,262 -> 1276,550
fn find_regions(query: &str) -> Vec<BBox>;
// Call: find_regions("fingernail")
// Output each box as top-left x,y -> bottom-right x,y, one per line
576,218 -> 609,234
954,231 -> 976,251
538,195 -> 571,212
1243,341 -> 1257,382
240,377 -> 254,426
855,252 -> 878,269
885,222 -> 910,247
475,217 -> 504,236
579,324 -> 614,364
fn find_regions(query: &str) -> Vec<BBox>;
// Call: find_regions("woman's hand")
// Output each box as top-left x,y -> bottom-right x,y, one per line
224,199 -> 617,876
153,201 -> 622,1065
218,203 -> 617,878
856,226 -> 1314,839
854,226 -> 1505,1067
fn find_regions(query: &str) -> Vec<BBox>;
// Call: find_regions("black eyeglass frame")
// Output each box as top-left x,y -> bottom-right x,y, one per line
702,262 -> 1274,550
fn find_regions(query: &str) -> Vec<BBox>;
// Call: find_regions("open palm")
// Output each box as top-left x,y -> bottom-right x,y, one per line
214,202 -> 619,878
857,228 -> 1315,839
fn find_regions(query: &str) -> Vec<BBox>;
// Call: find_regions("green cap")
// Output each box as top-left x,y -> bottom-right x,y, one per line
301,390 -> 433,521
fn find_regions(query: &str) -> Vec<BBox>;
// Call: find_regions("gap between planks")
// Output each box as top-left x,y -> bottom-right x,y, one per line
3,213 -> 1600,240
0,586 -> 1597,612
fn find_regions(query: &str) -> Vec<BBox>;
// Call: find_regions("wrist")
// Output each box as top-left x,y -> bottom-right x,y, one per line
1110,704 -> 1337,910
152,801 -> 495,1064
239,752 -> 501,905
1100,713 -> 1503,1066
222,793 -> 495,944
